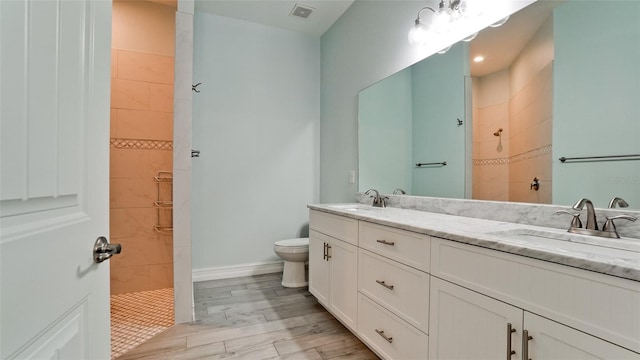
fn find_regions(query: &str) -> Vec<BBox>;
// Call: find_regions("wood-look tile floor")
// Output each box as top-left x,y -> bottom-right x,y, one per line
118,273 -> 379,360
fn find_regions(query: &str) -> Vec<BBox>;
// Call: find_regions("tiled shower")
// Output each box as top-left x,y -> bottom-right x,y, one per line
109,1 -> 176,357
472,14 -> 553,204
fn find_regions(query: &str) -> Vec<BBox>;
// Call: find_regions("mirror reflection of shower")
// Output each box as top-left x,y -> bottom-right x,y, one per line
494,128 -> 503,152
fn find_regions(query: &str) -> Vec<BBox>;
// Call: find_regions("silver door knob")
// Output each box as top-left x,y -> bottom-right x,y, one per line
93,236 -> 122,263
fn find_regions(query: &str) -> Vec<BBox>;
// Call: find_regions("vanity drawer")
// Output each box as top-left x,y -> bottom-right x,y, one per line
358,249 -> 429,332
359,222 -> 430,272
309,210 -> 358,245
358,293 -> 428,360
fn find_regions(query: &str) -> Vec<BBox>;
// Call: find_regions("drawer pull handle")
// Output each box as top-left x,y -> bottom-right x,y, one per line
375,329 -> 393,343
507,323 -> 516,358
376,239 -> 395,246
326,244 -> 332,260
323,242 -> 327,261
376,280 -> 395,290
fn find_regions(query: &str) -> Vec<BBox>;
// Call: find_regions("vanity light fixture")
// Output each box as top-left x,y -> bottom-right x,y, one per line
408,0 -> 482,46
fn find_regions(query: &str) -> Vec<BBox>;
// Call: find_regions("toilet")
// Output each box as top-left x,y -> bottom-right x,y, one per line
273,238 -> 309,288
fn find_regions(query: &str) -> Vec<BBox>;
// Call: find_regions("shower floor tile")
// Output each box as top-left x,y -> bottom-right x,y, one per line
111,288 -> 174,359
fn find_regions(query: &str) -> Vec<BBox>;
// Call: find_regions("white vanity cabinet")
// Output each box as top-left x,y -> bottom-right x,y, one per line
431,237 -> 640,358
308,206 -> 640,359
430,276 -> 639,359
308,211 -> 358,331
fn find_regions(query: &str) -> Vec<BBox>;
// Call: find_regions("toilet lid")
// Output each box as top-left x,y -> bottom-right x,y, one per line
274,238 -> 309,247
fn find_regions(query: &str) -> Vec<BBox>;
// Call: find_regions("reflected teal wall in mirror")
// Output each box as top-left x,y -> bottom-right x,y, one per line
553,1 -> 640,207
358,68 -> 413,193
412,43 -> 469,198
358,43 -> 469,197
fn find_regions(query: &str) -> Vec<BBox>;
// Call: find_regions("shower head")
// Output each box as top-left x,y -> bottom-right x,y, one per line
493,128 -> 503,136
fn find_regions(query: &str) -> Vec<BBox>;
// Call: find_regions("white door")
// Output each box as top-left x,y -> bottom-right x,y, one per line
1,0 -> 112,359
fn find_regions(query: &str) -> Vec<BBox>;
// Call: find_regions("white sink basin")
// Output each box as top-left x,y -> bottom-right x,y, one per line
487,228 -> 640,259
326,204 -> 382,212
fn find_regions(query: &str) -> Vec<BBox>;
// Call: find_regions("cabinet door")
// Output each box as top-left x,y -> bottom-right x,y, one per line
525,312 -> 640,360
430,277 -> 523,360
309,230 -> 330,306
329,238 -> 358,331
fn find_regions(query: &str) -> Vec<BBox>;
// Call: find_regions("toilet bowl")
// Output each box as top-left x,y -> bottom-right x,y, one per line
273,238 -> 309,288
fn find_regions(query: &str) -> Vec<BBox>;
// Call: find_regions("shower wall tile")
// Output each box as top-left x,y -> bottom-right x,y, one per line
110,11 -> 175,296
150,83 -> 175,113
149,150 -> 173,174
117,50 -> 175,85
110,178 -> 157,208
110,207 -> 156,239
111,109 -> 118,137
111,49 -> 118,79
111,148 -> 151,179
110,264 -> 151,295
150,263 -> 174,289
111,78 -> 151,111
115,109 -> 173,141
111,235 -> 173,268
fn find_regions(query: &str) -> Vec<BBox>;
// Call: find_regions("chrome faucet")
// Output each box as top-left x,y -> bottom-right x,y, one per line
393,188 -> 406,195
572,198 -> 598,230
562,197 -> 637,238
365,188 -> 387,208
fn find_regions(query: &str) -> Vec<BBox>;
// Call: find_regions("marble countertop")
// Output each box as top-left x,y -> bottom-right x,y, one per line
308,203 -> 640,282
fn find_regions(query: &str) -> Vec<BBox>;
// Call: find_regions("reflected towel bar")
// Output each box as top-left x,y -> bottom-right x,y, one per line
416,161 -> 447,167
559,154 -> 640,163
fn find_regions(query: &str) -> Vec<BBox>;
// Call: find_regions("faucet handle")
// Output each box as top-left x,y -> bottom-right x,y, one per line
380,196 -> 389,208
608,197 -> 629,208
555,210 -> 583,229
602,215 -> 637,236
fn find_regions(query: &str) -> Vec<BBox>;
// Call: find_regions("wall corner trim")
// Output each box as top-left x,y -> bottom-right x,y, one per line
192,261 -> 284,283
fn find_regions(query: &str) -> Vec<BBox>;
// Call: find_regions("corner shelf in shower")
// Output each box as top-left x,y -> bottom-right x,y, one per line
154,171 -> 173,233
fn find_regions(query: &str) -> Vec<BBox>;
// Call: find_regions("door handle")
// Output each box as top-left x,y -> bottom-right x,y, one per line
93,236 -> 122,263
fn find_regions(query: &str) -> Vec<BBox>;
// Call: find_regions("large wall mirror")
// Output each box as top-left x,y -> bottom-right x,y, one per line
358,0 -> 640,209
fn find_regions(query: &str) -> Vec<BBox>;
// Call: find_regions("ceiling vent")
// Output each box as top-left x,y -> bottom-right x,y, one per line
290,3 -> 315,19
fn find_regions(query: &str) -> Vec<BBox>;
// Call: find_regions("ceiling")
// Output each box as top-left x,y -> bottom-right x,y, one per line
194,0 -> 355,37
469,1 -> 558,77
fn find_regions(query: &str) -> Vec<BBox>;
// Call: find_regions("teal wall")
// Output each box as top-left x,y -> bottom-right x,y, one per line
191,12 -> 320,268
553,1 -> 640,207
358,68 -> 413,194
411,43 -> 468,198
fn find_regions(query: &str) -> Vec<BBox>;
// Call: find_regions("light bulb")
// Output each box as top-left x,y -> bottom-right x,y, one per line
490,16 -> 509,27
408,21 -> 430,46
437,45 -> 453,54
432,9 -> 452,33
459,0 -> 484,18
462,32 -> 479,42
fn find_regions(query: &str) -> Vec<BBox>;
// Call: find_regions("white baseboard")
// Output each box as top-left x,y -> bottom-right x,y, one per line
192,261 -> 284,283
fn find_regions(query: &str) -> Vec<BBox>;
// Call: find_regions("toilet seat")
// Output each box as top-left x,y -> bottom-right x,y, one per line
274,238 -> 309,247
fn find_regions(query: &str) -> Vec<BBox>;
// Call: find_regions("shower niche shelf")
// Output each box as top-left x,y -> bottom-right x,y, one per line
154,171 -> 173,233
